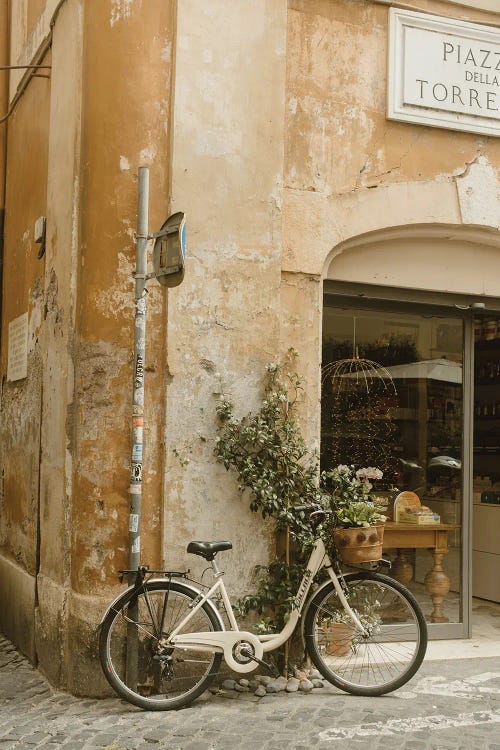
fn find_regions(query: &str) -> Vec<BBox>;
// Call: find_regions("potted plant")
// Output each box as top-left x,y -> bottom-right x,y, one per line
322,465 -> 387,564
322,590 -> 384,656
321,610 -> 357,656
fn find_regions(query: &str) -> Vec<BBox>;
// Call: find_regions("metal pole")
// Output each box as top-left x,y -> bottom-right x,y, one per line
126,166 -> 150,688
129,166 -> 149,572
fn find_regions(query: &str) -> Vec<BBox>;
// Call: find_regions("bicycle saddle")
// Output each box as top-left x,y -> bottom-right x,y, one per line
186,540 -> 232,560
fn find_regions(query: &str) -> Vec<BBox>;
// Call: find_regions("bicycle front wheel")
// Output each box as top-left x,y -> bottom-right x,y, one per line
99,580 -> 223,710
304,571 -> 427,696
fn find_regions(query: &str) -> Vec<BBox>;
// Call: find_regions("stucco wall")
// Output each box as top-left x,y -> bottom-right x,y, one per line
0,0 -> 175,694
162,0 -> 288,591
0,42 -> 51,660
284,0 -> 500,272
160,0 -> 500,635
281,0 -> 500,436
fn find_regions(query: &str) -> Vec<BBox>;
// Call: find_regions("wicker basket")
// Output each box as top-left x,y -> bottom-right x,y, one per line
332,524 -> 385,564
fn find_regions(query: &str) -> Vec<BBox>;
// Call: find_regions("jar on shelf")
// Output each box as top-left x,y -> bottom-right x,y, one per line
484,320 -> 497,341
474,320 -> 483,341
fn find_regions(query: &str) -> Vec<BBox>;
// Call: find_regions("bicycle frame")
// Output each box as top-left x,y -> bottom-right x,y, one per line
168,537 -> 367,671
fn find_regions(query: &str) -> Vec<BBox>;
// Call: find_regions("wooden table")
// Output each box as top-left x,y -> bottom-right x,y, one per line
383,521 -> 461,623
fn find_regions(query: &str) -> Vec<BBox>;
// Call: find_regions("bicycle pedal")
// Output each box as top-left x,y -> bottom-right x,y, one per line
240,649 -> 279,677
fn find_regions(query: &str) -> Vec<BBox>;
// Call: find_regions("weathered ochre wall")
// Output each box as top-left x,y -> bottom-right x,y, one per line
0,40 -> 51,659
62,0 -> 175,694
284,0 -> 500,272
0,0 -> 7,212
282,0 -> 500,442
74,0 -> 174,591
34,0 -> 84,688
0,0 -> 175,695
27,0 -> 47,37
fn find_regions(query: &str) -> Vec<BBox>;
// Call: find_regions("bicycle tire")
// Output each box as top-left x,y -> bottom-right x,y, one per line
99,579 -> 223,710
303,571 -> 427,696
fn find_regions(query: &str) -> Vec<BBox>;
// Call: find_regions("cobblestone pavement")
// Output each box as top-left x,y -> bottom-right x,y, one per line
1,635 -> 499,750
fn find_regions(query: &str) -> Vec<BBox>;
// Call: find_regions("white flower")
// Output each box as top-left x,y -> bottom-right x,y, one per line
337,464 -> 351,474
356,467 -> 383,480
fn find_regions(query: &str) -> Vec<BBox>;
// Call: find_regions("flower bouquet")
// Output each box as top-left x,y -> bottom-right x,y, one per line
322,465 -> 387,564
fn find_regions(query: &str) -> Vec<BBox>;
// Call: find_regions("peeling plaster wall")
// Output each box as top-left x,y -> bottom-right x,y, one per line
286,0 -> 500,204
280,272 -> 322,448
63,0 -> 174,694
282,0 -> 500,439
163,0 -> 288,593
456,157 -> 500,228
284,0 -> 500,258
1,0 -> 175,694
164,0 -> 500,601
35,0 -> 83,686
73,0 -> 173,600
0,45 -> 50,659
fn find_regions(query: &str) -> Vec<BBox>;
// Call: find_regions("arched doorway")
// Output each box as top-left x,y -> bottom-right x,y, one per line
323,225 -> 500,640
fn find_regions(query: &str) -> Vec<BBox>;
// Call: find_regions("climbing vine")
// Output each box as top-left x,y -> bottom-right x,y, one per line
214,350 -> 321,632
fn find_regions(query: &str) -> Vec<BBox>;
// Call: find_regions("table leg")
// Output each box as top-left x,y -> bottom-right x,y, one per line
424,550 -> 451,623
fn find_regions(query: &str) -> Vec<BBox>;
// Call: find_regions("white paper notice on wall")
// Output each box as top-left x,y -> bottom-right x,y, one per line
388,8 -> 500,137
7,313 -> 28,381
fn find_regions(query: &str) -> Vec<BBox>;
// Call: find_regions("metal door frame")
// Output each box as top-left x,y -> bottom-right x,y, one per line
323,280 -> 500,639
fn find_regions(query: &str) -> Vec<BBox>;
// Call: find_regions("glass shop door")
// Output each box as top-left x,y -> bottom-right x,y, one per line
322,300 -> 469,639
472,315 -> 500,608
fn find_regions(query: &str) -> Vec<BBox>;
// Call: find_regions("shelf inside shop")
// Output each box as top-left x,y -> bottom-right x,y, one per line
475,339 -> 500,351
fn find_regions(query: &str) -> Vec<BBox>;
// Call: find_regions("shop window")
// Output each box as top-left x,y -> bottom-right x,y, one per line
322,304 -> 464,628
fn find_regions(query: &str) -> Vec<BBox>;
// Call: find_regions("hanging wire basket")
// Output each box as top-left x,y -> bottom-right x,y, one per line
321,343 -> 399,482
322,356 -> 397,401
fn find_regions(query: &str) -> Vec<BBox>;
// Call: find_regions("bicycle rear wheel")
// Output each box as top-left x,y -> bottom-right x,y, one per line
99,580 -> 223,710
304,571 -> 427,696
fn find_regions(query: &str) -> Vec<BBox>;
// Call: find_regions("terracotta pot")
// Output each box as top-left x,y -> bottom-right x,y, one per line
323,621 -> 356,656
332,524 -> 385,564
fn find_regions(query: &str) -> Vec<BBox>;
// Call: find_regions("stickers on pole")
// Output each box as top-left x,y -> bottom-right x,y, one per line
132,444 -> 143,462
131,536 -> 140,554
131,464 -> 142,482
129,514 -> 139,532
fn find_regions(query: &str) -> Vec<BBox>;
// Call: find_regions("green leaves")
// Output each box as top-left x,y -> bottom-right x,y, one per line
213,353 -> 387,641
233,558 -> 306,632
214,351 -> 321,635
214,350 -> 321,550
321,464 -> 387,528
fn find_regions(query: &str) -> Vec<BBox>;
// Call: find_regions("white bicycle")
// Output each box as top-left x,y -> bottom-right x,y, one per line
99,507 -> 427,710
